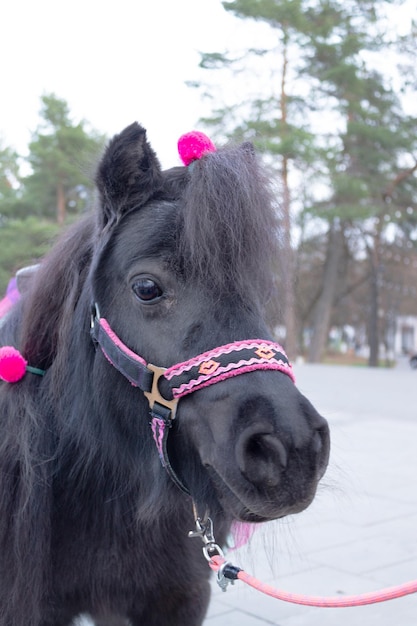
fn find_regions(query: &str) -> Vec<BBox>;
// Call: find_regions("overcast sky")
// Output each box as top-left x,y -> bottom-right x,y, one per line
1,0 -> 272,168
1,0 -> 415,169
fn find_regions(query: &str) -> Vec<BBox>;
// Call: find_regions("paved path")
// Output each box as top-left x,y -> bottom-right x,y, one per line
205,362 -> 417,625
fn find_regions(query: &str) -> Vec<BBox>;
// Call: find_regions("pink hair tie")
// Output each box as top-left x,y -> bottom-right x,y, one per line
0,346 -> 45,382
178,131 -> 216,166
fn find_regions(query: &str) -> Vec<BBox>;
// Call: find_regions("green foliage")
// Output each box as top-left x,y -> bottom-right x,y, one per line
199,52 -> 236,69
197,0 -> 417,226
0,143 -> 20,203
23,93 -> 106,222
0,94 -> 106,296
0,217 -> 61,294
223,0 -> 309,33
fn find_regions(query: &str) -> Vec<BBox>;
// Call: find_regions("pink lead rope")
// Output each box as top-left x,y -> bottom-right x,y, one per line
209,555 -> 417,607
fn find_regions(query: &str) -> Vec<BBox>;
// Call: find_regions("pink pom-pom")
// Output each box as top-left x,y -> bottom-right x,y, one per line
0,346 -> 27,383
178,131 -> 216,166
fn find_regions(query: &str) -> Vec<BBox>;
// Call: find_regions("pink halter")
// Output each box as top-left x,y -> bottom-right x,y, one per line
92,312 -> 294,403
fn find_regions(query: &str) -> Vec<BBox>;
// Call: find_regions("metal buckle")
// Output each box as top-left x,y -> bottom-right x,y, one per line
188,515 -> 232,591
188,516 -> 225,561
144,364 -> 179,419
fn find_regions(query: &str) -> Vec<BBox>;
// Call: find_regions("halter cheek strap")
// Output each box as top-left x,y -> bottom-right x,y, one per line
90,305 -> 294,495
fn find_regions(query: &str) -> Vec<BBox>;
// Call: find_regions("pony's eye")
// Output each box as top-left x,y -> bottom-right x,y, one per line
132,277 -> 163,302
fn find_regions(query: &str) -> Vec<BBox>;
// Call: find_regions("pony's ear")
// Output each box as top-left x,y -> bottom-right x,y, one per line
95,122 -> 163,228
240,141 -> 256,158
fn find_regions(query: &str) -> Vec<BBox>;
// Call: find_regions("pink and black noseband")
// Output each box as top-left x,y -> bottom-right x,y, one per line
91,305 -> 294,495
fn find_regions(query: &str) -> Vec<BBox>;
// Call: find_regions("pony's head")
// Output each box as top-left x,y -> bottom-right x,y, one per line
86,122 -> 329,522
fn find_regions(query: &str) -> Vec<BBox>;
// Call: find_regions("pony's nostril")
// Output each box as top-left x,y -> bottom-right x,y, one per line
251,434 -> 288,468
236,426 -> 287,488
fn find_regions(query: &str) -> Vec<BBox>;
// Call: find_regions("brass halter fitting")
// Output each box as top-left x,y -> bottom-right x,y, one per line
143,364 -> 178,420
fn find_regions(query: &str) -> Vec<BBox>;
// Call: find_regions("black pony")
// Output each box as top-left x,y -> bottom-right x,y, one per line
0,124 -> 329,626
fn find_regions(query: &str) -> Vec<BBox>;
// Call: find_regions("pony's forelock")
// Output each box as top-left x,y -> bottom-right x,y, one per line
174,145 -> 279,307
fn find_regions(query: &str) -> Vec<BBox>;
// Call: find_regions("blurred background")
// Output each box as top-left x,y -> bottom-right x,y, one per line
1,0 -> 416,368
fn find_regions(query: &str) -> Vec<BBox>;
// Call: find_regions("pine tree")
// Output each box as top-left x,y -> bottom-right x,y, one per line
304,0 -> 417,364
24,94 -> 105,224
190,0 -> 417,365
0,95 -> 106,294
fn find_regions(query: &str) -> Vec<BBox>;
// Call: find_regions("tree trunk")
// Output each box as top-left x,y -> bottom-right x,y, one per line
367,228 -> 382,367
279,31 -> 297,360
368,263 -> 379,367
281,155 -> 297,360
56,180 -> 66,225
307,221 -> 345,363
